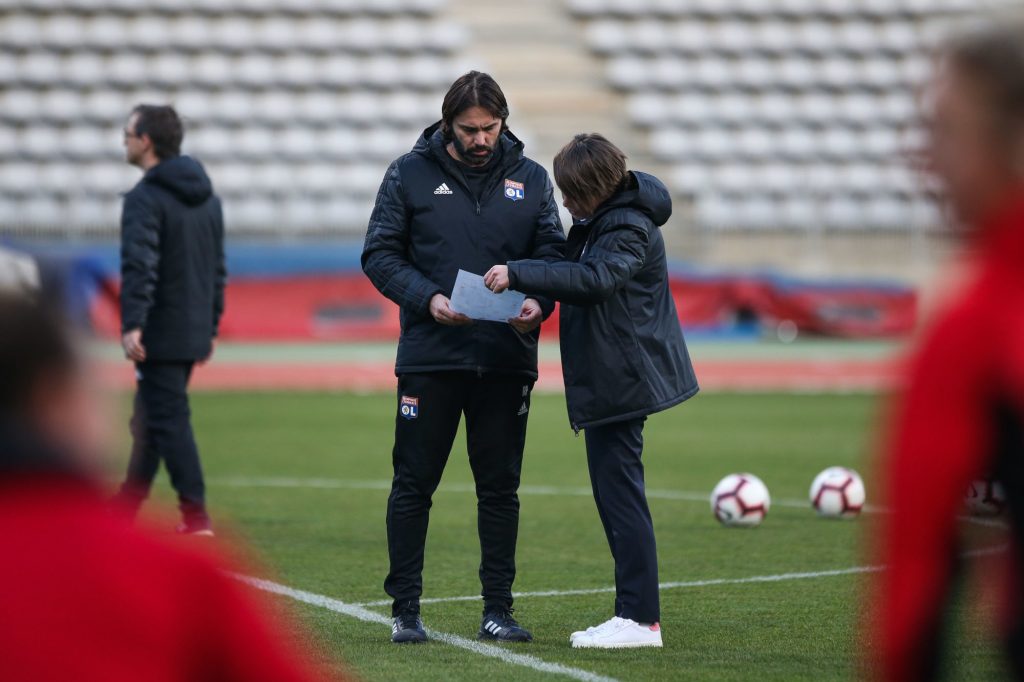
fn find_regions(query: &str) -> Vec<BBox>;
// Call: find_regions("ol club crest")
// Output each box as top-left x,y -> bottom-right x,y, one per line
504,179 -> 525,202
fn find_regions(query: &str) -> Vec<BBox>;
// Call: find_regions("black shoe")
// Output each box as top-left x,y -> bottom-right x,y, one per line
479,607 -> 533,642
391,604 -> 427,644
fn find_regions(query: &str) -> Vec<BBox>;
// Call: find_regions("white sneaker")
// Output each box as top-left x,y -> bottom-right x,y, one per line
571,617 -> 662,649
569,617 -> 618,643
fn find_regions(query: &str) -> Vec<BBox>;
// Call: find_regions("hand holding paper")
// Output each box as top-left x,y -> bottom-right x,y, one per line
449,269 -> 526,323
509,298 -> 543,334
484,265 -> 510,293
429,293 -> 471,326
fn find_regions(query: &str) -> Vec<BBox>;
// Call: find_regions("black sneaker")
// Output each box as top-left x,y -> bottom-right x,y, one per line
479,607 -> 533,642
391,603 -> 427,644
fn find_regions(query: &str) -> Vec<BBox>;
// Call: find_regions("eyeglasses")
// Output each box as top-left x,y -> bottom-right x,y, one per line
123,128 -> 140,139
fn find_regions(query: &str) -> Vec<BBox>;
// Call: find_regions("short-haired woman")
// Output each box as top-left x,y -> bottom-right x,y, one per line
485,133 -> 698,649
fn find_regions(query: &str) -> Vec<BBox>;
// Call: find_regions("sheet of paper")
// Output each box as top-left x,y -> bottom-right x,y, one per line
449,269 -> 526,323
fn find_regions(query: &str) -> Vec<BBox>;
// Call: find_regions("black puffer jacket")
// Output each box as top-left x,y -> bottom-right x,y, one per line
120,156 -> 226,361
362,123 -> 565,378
508,171 -> 699,430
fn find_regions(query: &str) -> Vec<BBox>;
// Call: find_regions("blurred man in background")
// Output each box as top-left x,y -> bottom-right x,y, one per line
0,295 -> 327,682
875,16 -> 1024,681
362,71 -> 565,644
113,105 -> 226,535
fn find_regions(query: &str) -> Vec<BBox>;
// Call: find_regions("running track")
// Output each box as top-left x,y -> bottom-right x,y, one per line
94,342 -> 903,392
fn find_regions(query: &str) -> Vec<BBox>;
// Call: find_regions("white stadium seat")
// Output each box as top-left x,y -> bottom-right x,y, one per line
219,91 -> 259,121
22,197 -> 67,226
672,21 -> 713,53
80,90 -> 125,122
777,127 -> 818,159
184,127 -> 233,159
280,198 -> 322,229
822,195 -> 864,229
150,54 -> 192,86
320,128 -> 360,158
694,193 -> 734,229
19,52 -> 63,87
278,128 -> 320,158
780,196 -> 818,228
104,53 -> 147,86
672,164 -> 709,193
169,16 -> 214,50
170,92 -> 213,122
0,164 -> 42,194
21,128 -> 64,158
41,15 -> 86,49
324,198 -> 366,226
0,14 -> 42,49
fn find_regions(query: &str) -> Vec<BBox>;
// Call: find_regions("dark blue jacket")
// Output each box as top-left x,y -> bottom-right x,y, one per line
508,171 -> 699,429
362,123 -> 565,378
120,156 -> 226,362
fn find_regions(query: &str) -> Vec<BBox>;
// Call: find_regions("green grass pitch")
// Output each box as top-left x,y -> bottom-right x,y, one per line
121,391 -> 1006,681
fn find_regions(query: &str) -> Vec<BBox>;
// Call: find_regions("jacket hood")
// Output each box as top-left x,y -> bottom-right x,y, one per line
142,155 -> 213,206
594,171 -> 672,227
413,121 -> 525,173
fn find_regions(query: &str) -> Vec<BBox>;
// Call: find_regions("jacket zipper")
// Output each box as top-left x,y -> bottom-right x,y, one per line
572,423 -> 580,437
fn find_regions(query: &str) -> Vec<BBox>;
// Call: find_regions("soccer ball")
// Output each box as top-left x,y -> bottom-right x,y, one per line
711,474 -> 771,527
809,467 -> 866,519
965,479 -> 1006,517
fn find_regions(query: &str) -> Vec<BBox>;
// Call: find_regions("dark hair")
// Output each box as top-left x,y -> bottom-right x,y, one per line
130,104 -> 184,160
553,133 -> 628,205
440,71 -> 509,139
0,294 -> 78,418
944,18 -> 1024,137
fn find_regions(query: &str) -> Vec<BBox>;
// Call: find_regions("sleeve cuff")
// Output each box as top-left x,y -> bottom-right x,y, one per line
507,263 -> 519,290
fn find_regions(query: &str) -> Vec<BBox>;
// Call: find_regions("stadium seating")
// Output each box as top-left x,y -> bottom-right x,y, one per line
0,1 -> 467,235
567,0 -> 995,231
0,0 -> 1010,238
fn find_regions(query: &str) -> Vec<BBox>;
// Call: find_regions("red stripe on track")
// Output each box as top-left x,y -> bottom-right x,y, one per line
96,359 -> 899,393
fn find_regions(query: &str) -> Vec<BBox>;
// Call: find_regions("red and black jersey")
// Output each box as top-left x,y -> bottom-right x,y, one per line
876,191 -> 1024,680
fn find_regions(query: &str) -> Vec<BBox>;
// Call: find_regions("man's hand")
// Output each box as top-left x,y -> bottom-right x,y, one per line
509,298 -> 543,334
484,265 -> 510,293
122,328 -> 146,362
429,293 -> 472,326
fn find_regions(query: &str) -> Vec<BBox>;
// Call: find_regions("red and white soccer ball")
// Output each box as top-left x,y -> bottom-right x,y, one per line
711,473 -> 771,527
965,479 -> 1006,517
809,467 -> 865,519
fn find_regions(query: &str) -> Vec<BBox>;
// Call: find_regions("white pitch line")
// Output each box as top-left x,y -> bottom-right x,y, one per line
349,544 -> 1008,608
211,477 -> 1009,531
206,475 -> 919,518
210,475 -> 843,510
236,575 -> 619,682
353,565 -> 884,608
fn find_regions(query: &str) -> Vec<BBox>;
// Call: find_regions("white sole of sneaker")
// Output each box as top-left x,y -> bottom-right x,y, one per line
571,639 -> 663,649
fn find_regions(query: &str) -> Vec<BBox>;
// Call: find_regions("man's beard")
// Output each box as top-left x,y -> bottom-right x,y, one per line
452,135 -> 495,167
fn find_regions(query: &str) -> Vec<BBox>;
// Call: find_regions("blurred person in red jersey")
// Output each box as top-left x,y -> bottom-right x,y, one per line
873,16 -> 1024,681
0,294 -> 333,682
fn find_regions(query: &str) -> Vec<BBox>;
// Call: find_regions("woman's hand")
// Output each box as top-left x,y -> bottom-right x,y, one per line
509,298 -> 543,334
484,265 -> 510,293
